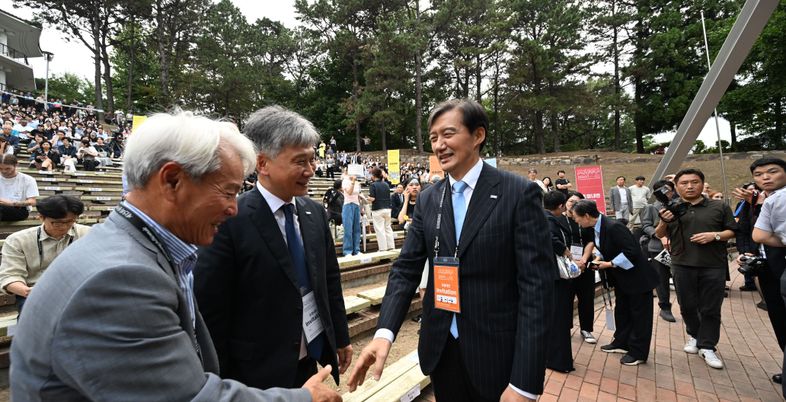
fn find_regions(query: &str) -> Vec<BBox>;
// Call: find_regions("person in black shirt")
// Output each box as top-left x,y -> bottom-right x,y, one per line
368,168 -> 395,251
555,170 -> 571,195
390,184 -> 404,224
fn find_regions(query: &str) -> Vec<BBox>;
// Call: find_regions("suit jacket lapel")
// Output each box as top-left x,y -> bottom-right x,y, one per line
457,163 -> 500,259
296,197 -> 319,290
599,216 -> 609,256
247,189 -> 300,290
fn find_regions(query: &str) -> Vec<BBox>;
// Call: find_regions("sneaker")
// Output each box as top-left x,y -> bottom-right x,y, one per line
620,354 -> 646,366
699,349 -> 724,369
600,344 -> 628,354
684,337 -> 698,354
581,330 -> 597,344
659,309 -> 676,323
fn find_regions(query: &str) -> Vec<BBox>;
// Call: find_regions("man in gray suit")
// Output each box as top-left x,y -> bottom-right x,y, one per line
609,176 -> 634,224
10,111 -> 340,402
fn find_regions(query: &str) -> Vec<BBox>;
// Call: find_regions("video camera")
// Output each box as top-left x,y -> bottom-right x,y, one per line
737,255 -> 767,276
654,186 -> 689,221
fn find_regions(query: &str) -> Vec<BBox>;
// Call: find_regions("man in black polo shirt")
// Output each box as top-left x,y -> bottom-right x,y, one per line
555,170 -> 571,196
655,168 -> 737,370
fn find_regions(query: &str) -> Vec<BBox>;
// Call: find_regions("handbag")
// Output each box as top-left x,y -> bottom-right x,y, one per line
556,255 -> 582,279
556,229 -> 581,279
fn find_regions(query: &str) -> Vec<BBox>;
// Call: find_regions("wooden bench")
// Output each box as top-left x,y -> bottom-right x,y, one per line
343,350 -> 430,402
338,250 -> 400,270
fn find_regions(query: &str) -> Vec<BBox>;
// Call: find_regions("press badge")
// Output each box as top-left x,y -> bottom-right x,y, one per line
302,291 -> 325,342
433,257 -> 461,313
570,244 -> 584,261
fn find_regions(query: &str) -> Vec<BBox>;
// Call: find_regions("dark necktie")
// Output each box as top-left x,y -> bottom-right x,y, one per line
283,203 -> 324,361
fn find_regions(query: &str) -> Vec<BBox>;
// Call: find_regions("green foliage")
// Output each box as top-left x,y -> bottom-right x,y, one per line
31,0 -> 785,153
34,73 -> 94,104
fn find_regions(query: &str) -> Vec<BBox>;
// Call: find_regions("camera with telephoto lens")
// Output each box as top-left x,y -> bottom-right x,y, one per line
654,186 -> 689,220
737,255 -> 767,276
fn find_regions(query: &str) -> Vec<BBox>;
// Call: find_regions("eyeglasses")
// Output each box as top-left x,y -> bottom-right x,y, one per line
49,219 -> 77,228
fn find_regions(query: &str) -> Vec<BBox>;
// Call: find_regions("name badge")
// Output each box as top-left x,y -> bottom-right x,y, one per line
570,244 -> 584,261
301,291 -> 325,343
433,257 -> 461,313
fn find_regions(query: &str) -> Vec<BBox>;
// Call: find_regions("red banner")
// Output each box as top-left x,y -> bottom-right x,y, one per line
574,165 -> 607,214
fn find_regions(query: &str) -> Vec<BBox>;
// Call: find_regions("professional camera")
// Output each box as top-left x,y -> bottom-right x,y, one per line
654,186 -> 689,220
737,255 -> 767,276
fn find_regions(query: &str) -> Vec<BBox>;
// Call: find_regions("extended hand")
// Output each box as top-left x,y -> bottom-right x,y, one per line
337,345 -> 353,374
732,187 -> 753,203
347,338 -> 392,392
302,365 -> 342,402
500,386 -> 535,402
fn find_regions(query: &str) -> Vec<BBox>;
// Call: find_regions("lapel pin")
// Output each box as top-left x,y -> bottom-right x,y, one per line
305,211 -> 312,215
490,195 -> 498,199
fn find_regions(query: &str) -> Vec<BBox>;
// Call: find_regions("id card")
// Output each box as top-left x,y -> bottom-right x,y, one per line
301,291 -> 325,343
433,256 -> 461,313
570,244 -> 584,261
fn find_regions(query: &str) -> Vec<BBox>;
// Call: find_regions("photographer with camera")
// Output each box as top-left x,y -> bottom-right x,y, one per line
641,179 -> 678,323
733,182 -> 762,293
655,168 -> 737,370
734,157 -> 786,385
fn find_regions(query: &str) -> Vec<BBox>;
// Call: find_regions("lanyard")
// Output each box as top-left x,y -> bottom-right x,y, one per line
37,226 -> 75,272
433,178 -> 460,258
114,203 -> 175,268
113,203 -> 202,360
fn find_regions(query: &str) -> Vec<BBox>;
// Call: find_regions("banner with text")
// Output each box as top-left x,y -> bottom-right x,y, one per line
387,149 -> 400,185
575,165 -> 607,214
131,115 -> 148,132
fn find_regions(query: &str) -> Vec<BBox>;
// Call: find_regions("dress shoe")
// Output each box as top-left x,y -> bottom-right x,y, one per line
660,309 -> 676,323
773,374 -> 782,384
758,300 -> 768,311
739,285 -> 757,291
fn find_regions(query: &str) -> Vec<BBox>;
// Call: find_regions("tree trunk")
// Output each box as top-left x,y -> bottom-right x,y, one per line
126,17 -> 136,115
414,0 -> 424,152
775,96 -> 783,149
381,120 -> 387,151
551,112 -> 560,152
101,37 -> 115,115
92,20 -> 104,120
534,111 -> 545,154
352,56 -> 361,152
729,118 -> 737,150
156,1 -> 171,106
612,0 -> 622,151
492,53 -> 500,156
475,53 -> 482,102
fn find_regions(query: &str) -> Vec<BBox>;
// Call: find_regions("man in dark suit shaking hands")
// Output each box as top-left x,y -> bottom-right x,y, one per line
194,106 -> 352,390
348,99 -> 555,402
571,199 -> 659,366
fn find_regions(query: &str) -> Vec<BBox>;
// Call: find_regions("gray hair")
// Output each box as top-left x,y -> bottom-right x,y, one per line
243,105 -> 320,158
123,111 -> 257,190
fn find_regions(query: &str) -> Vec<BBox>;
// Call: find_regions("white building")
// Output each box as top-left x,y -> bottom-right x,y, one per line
0,9 -> 42,92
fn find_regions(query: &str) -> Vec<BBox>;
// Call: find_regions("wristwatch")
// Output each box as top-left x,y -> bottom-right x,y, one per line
714,233 -> 721,241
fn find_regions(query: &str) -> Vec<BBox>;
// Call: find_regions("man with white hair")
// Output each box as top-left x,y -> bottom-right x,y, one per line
10,111 -> 340,402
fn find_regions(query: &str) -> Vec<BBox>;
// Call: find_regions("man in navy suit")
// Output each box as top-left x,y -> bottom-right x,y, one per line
349,99 -> 555,402
572,199 -> 659,366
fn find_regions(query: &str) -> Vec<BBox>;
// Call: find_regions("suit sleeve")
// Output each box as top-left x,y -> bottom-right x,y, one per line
610,223 -> 643,266
193,220 -> 238,372
321,206 -> 350,348
511,181 -> 555,394
547,215 -> 567,256
376,189 -> 430,338
640,205 -> 658,237
51,264 -> 310,402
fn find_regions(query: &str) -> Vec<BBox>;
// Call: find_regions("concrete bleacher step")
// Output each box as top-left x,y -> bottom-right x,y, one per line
356,286 -> 387,306
343,350 -> 430,402
338,249 -> 400,270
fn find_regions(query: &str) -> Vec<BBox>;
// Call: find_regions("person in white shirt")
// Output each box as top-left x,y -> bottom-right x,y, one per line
0,154 -> 38,221
527,168 -> 548,193
628,175 -> 652,226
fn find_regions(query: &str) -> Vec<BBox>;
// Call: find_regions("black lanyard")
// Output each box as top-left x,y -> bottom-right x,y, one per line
37,226 -> 75,272
434,177 -> 460,258
114,203 -> 175,268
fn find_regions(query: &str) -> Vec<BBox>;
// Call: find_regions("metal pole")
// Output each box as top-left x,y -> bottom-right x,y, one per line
700,11 -> 729,204
43,51 -> 53,111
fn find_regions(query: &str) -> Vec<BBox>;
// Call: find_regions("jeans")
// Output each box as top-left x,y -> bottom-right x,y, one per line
342,203 -> 361,256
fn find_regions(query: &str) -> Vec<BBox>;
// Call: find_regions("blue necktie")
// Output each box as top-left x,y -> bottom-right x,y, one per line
283,203 -> 324,361
450,181 -> 468,338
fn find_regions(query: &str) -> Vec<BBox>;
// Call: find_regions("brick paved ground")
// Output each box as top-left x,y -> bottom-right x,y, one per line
416,264 -> 784,401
